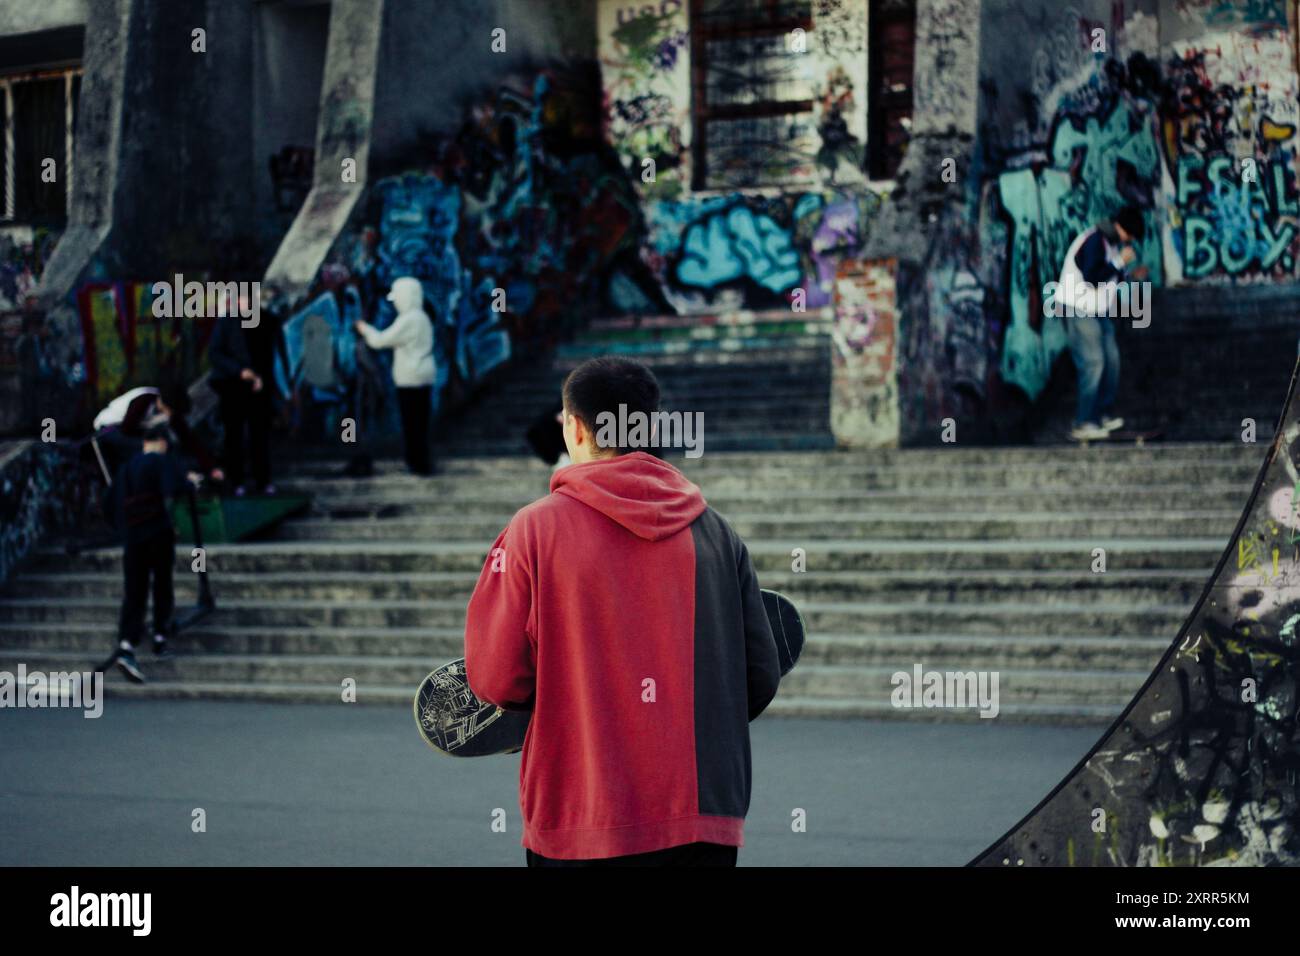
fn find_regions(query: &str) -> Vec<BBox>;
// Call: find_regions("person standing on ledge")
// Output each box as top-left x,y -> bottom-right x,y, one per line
354,276 -> 437,476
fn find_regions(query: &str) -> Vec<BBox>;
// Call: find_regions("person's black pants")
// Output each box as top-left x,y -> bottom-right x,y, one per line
215,381 -> 271,488
525,842 -> 738,867
396,385 -> 433,475
117,531 -> 175,645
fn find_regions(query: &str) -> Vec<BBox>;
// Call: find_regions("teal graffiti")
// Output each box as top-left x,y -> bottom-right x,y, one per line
998,100 -> 1161,400
675,204 -> 803,294
1174,154 -> 1298,278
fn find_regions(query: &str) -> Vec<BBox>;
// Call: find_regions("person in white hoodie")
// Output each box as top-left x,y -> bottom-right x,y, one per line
354,276 -> 437,475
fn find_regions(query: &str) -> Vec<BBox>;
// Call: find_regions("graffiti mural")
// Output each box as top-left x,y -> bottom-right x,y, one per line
287,67 -> 646,440
1171,0 -> 1288,30
76,281 -> 214,409
1163,30 -> 1300,282
0,442 -> 82,586
642,189 -> 880,313
830,258 -> 899,447
598,0 -> 691,200
975,363 -> 1300,866
995,55 -> 1163,401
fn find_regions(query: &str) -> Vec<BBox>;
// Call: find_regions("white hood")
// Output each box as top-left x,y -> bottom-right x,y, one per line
386,277 -> 424,313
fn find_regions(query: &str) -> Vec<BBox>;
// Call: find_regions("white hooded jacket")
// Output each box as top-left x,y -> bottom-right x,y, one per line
357,277 -> 436,387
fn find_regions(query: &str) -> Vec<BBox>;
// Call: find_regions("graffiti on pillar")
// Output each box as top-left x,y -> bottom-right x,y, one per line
1162,31 -> 1300,282
975,365 -> 1300,866
830,258 -> 899,448
598,0 -> 691,200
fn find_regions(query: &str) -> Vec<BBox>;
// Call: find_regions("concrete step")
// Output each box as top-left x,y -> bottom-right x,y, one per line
269,510 -> 1240,542
0,622 -> 465,658
0,622 -> 1171,669
276,442 -> 1260,472
0,595 -> 1194,636
29,537 -> 1230,574
3,650 -> 1139,724
777,662 -> 1147,705
765,696 -> 1122,724
301,483 -> 1255,517
9,568 -> 1214,605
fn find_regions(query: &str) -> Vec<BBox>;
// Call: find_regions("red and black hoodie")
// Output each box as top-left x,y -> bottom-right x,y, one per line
464,451 -> 781,860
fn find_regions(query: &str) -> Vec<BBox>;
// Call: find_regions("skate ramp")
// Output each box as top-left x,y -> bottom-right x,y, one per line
973,360 -> 1300,866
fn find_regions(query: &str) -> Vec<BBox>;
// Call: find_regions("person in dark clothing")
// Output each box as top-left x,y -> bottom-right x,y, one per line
208,310 -> 278,495
107,425 -> 190,683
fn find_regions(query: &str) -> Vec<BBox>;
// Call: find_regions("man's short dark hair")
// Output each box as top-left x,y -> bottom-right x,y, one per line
1115,205 -> 1146,243
562,357 -> 660,455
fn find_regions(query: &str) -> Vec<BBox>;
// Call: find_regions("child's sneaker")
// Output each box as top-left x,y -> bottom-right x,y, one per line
116,648 -> 146,684
152,635 -> 172,659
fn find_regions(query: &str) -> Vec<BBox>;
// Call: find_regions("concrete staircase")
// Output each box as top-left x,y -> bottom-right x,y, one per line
0,441 -> 1264,723
432,310 -> 835,456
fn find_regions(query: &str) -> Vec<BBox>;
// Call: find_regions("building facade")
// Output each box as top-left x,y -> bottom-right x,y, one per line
0,0 -> 1296,444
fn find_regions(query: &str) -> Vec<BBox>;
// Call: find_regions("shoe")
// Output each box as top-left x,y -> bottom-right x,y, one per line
116,649 -> 146,684
234,485 -> 247,498
152,635 -> 172,659
261,483 -> 277,496
1071,423 -> 1110,441
1101,416 -> 1125,432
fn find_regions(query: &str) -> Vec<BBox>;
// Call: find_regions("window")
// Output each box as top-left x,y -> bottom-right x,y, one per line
690,0 -> 818,190
690,0 -> 917,188
2,67 -> 81,224
866,0 -> 915,180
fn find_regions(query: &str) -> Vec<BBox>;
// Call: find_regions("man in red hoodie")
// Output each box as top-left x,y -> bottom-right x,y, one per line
464,356 -> 782,866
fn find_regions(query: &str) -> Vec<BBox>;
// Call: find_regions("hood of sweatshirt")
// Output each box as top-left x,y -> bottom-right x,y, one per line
386,276 -> 424,313
550,451 -> 706,541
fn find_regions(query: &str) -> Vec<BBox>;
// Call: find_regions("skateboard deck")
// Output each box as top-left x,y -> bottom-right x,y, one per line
414,588 -> 805,758
1075,428 -> 1163,447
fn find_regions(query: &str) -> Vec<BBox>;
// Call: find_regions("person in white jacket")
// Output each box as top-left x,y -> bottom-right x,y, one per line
354,276 -> 437,475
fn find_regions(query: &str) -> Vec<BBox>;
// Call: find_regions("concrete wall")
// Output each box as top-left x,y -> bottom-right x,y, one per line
0,0 -> 88,35
252,1 -> 331,257
971,0 -> 1300,417
369,0 -> 596,170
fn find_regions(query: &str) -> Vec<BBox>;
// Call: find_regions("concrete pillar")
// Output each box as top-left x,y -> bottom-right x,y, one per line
263,0 -> 384,301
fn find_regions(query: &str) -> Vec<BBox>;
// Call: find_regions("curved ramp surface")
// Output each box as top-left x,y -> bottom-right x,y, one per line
973,363 -> 1300,867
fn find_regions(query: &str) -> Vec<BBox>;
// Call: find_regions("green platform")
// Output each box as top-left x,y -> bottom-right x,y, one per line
171,494 -> 310,544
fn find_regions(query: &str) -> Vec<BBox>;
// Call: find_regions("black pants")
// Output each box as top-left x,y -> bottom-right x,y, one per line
396,385 -> 433,475
117,531 -> 175,645
215,380 -> 271,488
525,842 -> 738,868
